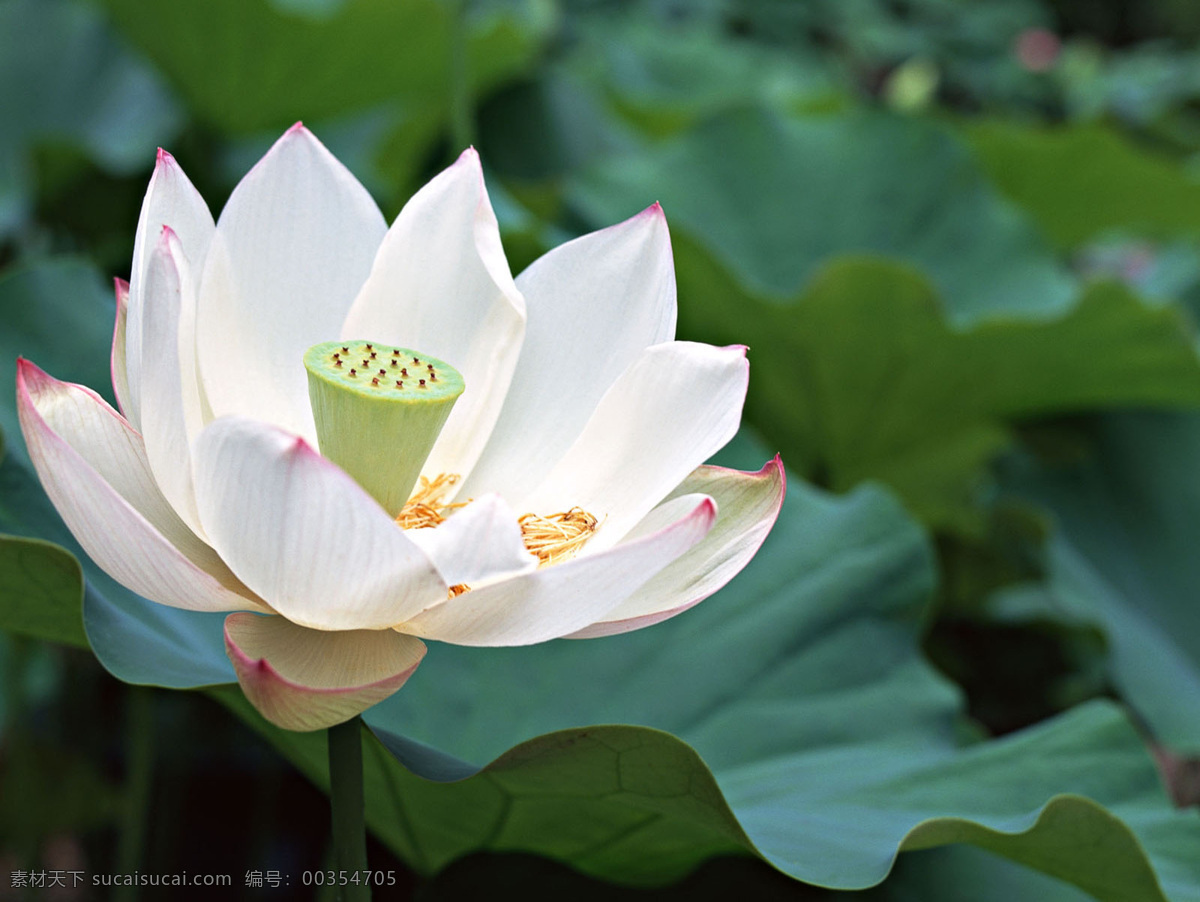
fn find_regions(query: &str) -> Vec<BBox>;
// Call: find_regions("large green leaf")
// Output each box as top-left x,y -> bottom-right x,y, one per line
568,107 -> 1076,325
0,535 -> 86,649
997,412 -> 1200,754
873,845 -> 1097,902
965,120 -> 1200,250
98,0 -> 553,135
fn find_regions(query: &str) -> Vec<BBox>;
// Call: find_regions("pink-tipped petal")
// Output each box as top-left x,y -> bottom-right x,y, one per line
397,493 -> 716,646
404,494 -> 537,588
137,229 -> 207,536
519,341 -> 749,553
463,204 -> 677,502
16,361 -> 265,613
110,278 -> 130,417
225,613 -> 426,732
340,148 -> 524,488
193,417 -> 447,631
126,149 -> 215,432
568,457 -> 785,638
196,126 -> 387,442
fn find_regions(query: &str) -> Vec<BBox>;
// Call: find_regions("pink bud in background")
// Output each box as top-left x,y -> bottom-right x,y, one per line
1015,28 -> 1062,73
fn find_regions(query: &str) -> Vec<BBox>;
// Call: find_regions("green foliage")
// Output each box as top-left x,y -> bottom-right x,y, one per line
568,14 -> 839,137
570,107 -> 1077,323
877,845 -> 1097,901
0,259 -> 116,457
0,734 -> 119,842
966,120 -> 1200,249
97,0 -> 553,134
998,412 -> 1200,754
673,249 -> 1200,529
567,109 -> 1200,531
0,536 -> 86,649
0,0 -> 180,236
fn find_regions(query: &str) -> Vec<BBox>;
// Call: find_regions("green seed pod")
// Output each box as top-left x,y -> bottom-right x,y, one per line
304,340 -> 464,516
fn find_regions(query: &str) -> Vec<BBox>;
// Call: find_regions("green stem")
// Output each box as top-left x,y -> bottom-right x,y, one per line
328,716 -> 370,902
449,0 -> 474,152
3,637 -> 39,882
114,687 -> 155,902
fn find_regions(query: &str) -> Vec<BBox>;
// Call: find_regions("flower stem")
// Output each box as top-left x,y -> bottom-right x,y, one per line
114,687 -> 155,902
328,716 -> 371,902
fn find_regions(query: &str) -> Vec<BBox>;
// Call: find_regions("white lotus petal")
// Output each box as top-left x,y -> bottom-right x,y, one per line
197,125 -> 387,441
462,204 -> 676,502
16,361 -> 264,613
569,458 -> 785,638
138,229 -> 207,536
225,613 -> 425,732
126,149 -> 214,432
110,278 -> 130,418
520,341 -> 749,553
340,148 -> 524,486
398,493 -> 715,646
193,416 -> 446,631
405,494 -> 537,588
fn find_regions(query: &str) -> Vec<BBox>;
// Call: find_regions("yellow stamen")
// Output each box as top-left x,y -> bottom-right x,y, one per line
395,474 -> 600,594
394,473 -> 465,530
518,508 -> 599,568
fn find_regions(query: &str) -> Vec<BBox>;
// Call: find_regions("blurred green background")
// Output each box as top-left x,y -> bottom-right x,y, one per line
3,0 -> 1200,898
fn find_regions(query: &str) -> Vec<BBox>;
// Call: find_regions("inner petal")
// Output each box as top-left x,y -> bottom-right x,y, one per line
395,473 -> 601,586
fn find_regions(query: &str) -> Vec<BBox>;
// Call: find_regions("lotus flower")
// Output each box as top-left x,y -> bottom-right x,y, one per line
17,125 -> 784,732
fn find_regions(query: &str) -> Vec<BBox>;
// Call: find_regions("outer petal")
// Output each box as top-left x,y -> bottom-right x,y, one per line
340,148 -> 524,486
462,204 -> 676,502
16,360 -> 264,613
193,417 -> 447,631
520,341 -> 749,553
110,277 -> 130,417
196,125 -> 387,441
398,493 -> 716,646
126,149 -> 215,432
225,613 -> 425,732
568,457 -> 785,638
404,494 -> 537,588
138,228 -> 206,536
